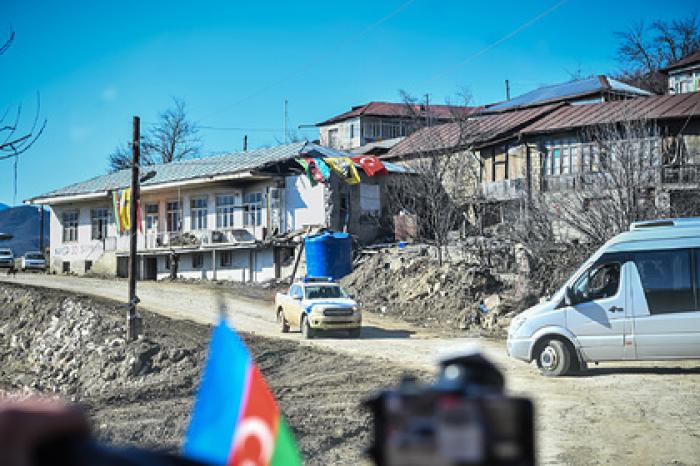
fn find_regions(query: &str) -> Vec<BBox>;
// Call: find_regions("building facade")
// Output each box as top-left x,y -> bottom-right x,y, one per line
29,142 -> 403,281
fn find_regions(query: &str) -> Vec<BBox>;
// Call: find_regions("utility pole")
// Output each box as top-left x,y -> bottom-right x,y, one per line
505,79 -> 511,101
284,99 -> 289,144
127,116 -> 143,341
243,135 -> 248,151
424,94 -> 431,127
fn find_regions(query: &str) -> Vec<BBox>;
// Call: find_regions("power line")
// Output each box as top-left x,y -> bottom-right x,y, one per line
425,0 -> 569,84
195,0 -> 417,124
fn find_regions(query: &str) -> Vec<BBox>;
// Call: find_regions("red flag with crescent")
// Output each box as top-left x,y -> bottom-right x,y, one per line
351,156 -> 388,176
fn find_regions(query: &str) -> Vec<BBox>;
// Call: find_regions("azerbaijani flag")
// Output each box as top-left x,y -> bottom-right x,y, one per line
184,319 -> 302,466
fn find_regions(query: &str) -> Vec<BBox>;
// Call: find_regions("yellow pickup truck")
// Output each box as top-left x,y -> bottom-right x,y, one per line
275,278 -> 362,339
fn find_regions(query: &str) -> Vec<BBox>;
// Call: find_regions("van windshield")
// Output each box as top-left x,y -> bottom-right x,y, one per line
26,253 -> 44,260
0,249 -> 11,256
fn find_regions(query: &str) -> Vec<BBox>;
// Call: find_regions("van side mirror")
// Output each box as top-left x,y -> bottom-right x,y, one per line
564,287 -> 575,307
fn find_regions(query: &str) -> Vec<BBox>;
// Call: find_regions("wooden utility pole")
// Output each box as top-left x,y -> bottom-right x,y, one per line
38,206 -> 44,253
127,116 -> 143,341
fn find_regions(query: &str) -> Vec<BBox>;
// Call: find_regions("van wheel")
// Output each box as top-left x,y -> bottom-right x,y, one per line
301,315 -> 315,339
277,310 -> 289,333
536,339 -> 570,377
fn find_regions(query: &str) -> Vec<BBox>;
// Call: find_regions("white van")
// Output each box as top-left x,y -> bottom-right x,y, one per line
507,218 -> 700,376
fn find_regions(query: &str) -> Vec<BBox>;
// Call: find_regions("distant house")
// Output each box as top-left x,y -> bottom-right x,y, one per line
316,101 -> 480,151
485,75 -> 651,112
661,51 -> 700,95
27,142 -> 406,281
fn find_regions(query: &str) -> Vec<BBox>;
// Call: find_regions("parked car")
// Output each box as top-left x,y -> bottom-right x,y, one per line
0,248 -> 14,269
275,277 -> 362,338
21,251 -> 47,272
507,218 -> 700,376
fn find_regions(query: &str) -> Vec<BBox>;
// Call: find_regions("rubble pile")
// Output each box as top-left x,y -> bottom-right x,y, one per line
0,284 -> 206,449
342,250 -> 518,334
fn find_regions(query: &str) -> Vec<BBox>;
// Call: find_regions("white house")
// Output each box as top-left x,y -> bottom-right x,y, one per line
27,142 -> 405,282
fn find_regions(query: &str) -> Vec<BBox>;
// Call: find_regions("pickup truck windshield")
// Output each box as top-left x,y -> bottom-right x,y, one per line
0,249 -> 12,256
26,254 -> 44,260
304,285 -> 348,300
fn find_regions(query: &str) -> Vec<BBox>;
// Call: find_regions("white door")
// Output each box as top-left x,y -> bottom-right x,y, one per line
566,260 -> 632,361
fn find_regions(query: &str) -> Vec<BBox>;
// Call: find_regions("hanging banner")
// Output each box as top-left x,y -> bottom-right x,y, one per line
351,155 -> 388,176
304,157 -> 326,183
325,157 -> 361,185
314,158 -> 331,181
112,191 -> 122,234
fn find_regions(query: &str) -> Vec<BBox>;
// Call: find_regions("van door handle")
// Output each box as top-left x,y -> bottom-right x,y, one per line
608,306 -> 623,313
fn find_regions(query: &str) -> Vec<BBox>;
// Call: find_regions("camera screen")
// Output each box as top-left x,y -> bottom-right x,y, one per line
381,392 -> 534,466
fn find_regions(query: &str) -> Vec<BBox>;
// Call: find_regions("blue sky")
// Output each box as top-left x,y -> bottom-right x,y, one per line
2,0 -> 695,204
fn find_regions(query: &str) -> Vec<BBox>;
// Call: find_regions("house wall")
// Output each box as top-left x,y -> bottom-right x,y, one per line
151,248 -> 275,282
668,66 -> 700,94
284,175 -> 326,230
318,117 -> 361,150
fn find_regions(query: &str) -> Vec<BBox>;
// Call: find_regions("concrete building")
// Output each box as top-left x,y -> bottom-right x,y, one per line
27,142 -> 406,281
316,101 -> 479,151
662,51 -> 700,95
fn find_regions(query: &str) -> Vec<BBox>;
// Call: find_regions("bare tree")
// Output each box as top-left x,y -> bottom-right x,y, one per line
108,97 -> 200,172
385,92 -> 483,265
615,16 -> 700,94
1,25 -> 47,206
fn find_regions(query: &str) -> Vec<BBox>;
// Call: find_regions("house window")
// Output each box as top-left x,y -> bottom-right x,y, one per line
244,192 -> 263,227
192,253 -> 204,269
348,123 -> 354,139
145,203 -> 159,231
216,194 -> 238,228
328,128 -> 339,148
167,201 -> 181,232
190,197 -> 208,230
62,210 -> 79,242
220,250 -> 232,267
91,208 -> 110,240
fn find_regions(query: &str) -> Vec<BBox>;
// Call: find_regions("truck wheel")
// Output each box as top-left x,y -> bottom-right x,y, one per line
536,339 -> 570,377
301,315 -> 315,339
348,328 -> 361,338
277,310 -> 289,333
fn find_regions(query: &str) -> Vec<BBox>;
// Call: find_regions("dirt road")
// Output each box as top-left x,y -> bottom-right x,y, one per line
3,273 -> 700,465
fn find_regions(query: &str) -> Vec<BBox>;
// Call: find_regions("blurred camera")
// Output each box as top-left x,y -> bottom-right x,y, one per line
365,350 -> 534,466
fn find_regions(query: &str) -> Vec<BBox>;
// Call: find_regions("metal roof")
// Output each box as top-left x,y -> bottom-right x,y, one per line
661,51 -> 700,73
486,76 -> 651,112
316,101 -> 481,126
28,142 -> 349,203
350,137 -> 405,155
520,92 -> 700,136
383,104 -> 563,159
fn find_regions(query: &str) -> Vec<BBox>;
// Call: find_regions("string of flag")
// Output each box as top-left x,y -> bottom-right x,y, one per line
294,155 -> 388,186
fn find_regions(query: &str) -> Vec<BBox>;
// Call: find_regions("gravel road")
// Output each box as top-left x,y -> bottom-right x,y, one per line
3,273 -> 700,465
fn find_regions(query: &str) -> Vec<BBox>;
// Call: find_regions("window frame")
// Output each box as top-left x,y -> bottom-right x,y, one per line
571,260 -> 622,305
216,193 -> 239,229
190,197 -> 208,231
631,248 -> 696,315
219,250 -> 232,267
167,200 -> 182,232
192,252 -> 204,269
62,210 -> 79,243
90,207 -> 110,240
243,192 -> 263,227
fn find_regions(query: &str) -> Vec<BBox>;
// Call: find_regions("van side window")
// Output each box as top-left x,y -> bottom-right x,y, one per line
573,262 -> 621,303
631,250 -> 694,314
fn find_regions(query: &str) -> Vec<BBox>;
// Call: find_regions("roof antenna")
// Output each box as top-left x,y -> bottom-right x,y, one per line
506,79 -> 511,101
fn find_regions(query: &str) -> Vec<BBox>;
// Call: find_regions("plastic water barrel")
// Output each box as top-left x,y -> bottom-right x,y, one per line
304,231 -> 352,280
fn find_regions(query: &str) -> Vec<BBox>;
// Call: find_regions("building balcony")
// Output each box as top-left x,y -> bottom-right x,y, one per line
481,178 -> 527,201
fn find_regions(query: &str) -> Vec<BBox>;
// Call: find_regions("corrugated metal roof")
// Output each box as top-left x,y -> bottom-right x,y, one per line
29,142 -> 349,202
383,104 -> 563,159
520,92 -> 700,136
316,101 -> 481,126
661,51 -> 700,73
486,75 -> 651,112
350,137 -> 405,155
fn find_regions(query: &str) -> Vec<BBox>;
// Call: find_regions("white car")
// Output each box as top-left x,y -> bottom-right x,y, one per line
21,251 -> 47,272
0,248 -> 14,269
507,218 -> 700,376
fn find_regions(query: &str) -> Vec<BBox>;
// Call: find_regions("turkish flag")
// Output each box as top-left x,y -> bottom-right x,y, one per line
351,156 -> 388,176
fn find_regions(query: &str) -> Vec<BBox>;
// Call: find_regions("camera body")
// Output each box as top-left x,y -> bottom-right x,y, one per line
365,350 -> 534,466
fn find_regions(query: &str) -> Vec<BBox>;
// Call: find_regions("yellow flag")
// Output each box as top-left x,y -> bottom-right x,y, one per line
325,157 -> 361,185
120,188 -> 131,231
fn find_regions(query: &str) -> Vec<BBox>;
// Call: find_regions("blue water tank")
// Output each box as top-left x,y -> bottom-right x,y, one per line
305,231 -> 353,280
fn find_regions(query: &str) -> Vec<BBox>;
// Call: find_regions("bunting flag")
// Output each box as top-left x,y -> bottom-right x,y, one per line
351,156 -> 388,177
184,319 -> 302,466
304,157 -> 326,183
120,189 -> 131,232
325,157 -> 361,185
294,158 -> 317,186
314,158 -> 331,181
111,188 -> 143,234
